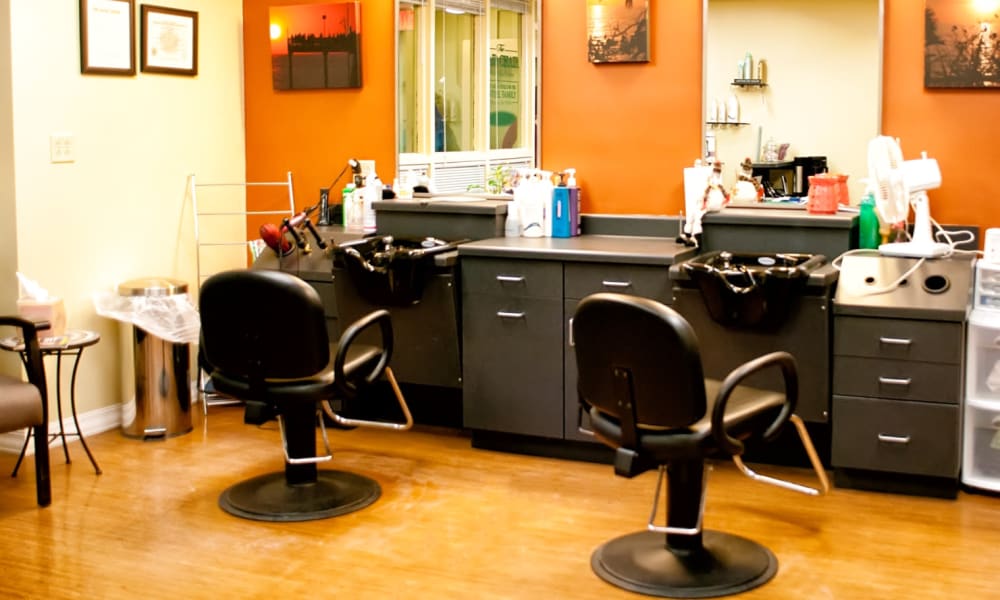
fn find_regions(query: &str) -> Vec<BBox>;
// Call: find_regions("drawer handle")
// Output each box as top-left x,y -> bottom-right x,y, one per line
878,376 -> 912,387
877,433 -> 911,445
496,311 -> 525,319
496,275 -> 525,283
601,280 -> 632,288
878,337 -> 912,346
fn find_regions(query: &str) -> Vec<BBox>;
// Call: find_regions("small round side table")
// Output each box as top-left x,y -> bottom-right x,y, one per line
0,328 -> 102,475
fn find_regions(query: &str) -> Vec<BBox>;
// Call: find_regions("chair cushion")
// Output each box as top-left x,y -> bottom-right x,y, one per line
588,378 -> 786,461
0,375 -> 43,432
208,344 -> 383,404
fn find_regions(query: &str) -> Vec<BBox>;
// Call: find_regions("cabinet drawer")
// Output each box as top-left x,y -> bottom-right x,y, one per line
832,395 -> 959,477
461,293 -> 564,438
564,262 -> 673,303
461,257 -> 562,299
834,316 -> 962,364
832,356 -> 960,404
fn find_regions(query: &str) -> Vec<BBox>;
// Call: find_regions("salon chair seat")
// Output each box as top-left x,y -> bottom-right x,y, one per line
572,293 -> 827,598
0,316 -> 51,507
198,269 -> 412,522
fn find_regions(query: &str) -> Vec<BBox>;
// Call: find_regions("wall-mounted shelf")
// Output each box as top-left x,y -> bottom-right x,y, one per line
706,121 -> 749,127
732,79 -> 767,87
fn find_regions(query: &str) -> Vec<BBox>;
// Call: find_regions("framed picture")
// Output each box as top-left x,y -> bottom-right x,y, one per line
269,2 -> 363,90
79,0 -> 136,75
925,0 -> 1000,88
141,5 -> 198,76
587,0 -> 650,64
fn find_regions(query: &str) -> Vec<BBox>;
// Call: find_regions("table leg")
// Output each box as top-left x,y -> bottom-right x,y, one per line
69,348 -> 101,475
53,353 -> 70,464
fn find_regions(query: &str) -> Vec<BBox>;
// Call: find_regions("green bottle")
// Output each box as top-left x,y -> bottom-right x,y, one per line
858,194 -> 880,250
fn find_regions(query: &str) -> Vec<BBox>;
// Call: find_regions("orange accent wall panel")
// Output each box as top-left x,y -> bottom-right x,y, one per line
243,0 -> 396,239
541,0 -> 703,216
883,1 -> 999,232
240,2 -> 993,235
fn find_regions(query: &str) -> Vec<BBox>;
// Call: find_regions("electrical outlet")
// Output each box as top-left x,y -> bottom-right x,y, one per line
49,133 -> 75,163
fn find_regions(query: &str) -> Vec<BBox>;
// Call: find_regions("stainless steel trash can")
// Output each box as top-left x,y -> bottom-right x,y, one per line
118,277 -> 193,440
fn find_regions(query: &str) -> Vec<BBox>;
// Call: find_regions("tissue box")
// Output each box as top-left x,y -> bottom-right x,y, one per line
17,298 -> 66,339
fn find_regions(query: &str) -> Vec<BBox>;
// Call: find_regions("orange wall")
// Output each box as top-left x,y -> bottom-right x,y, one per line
882,2 -> 998,230
243,1 -> 997,232
540,1 -> 703,215
243,0 -> 396,236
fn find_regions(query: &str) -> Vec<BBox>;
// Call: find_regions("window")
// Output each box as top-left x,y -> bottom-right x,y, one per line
397,0 -> 538,193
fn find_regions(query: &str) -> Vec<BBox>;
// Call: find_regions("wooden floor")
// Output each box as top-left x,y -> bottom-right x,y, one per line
1,406 -> 999,599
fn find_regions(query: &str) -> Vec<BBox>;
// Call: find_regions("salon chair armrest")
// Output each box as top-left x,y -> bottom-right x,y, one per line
710,351 -> 798,456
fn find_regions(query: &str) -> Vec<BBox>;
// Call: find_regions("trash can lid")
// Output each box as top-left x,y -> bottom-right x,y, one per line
117,277 -> 188,297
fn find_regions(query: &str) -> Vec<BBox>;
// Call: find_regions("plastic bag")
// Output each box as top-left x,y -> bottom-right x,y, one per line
92,290 -> 201,344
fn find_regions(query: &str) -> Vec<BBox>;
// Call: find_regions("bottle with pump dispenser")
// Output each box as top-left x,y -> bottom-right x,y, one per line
858,190 -> 881,249
552,168 -> 581,238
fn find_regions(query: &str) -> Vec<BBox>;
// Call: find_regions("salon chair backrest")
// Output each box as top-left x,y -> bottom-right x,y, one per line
199,269 -> 329,381
574,293 -> 708,428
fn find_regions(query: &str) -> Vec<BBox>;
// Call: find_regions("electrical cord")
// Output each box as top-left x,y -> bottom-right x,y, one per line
830,216 -> 979,298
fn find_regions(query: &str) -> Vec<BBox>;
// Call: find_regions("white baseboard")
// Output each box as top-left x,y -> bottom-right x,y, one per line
0,404 -> 123,455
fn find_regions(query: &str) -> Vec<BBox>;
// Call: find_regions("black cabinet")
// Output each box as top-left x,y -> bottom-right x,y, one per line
461,257 -> 564,437
461,252 -> 677,443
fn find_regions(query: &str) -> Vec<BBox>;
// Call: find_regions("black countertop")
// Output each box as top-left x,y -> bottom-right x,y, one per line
457,235 -> 697,265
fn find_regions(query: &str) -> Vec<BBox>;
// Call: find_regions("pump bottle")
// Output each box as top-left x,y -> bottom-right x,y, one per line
858,192 -> 880,250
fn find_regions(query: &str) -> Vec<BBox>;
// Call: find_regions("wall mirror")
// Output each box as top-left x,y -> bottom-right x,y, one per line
703,0 -> 883,202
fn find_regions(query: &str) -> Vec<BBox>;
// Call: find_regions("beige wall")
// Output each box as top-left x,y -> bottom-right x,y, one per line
4,1 -> 246,425
705,0 -> 881,200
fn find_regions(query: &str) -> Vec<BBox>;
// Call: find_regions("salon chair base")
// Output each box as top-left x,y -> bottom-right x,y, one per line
219,470 -> 381,522
591,530 -> 777,599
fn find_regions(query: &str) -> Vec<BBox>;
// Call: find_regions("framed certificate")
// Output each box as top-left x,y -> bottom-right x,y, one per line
141,5 -> 198,76
80,0 -> 136,75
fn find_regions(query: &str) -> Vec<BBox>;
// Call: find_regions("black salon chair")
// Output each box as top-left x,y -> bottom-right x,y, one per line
0,316 -> 51,507
572,293 -> 828,598
198,269 -> 412,522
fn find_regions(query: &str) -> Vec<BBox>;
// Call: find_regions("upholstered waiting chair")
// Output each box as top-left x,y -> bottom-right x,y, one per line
0,316 -> 51,507
198,269 -> 412,522
572,293 -> 828,598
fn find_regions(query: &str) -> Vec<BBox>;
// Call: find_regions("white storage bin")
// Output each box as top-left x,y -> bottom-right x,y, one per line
963,398 -> 1000,491
966,312 -> 1000,402
974,262 -> 1000,311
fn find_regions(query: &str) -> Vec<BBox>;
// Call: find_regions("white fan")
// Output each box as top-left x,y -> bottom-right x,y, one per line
866,135 -> 950,259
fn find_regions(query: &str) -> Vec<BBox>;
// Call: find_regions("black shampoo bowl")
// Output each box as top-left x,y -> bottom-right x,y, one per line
681,251 -> 826,329
335,236 -> 467,307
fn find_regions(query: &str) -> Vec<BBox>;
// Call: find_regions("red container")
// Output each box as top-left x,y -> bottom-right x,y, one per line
807,174 -> 839,214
